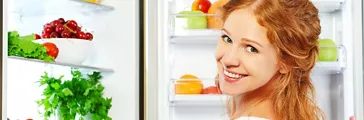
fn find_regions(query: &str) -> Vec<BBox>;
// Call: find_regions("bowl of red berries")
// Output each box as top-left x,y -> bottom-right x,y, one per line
33,18 -> 94,64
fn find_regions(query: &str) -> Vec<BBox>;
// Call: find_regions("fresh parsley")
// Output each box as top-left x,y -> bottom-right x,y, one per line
8,31 -> 54,62
37,69 -> 112,120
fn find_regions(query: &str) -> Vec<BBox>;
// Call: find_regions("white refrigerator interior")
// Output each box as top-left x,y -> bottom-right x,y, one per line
5,0 -> 140,120
155,0 -> 362,120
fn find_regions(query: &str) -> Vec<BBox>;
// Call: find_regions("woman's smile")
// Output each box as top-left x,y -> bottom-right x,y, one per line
223,69 -> 248,83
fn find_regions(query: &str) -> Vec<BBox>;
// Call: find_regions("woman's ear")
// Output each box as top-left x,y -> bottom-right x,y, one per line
279,63 -> 289,74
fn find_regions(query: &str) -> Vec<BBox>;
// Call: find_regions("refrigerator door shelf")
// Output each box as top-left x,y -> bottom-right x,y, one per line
8,56 -> 114,73
69,0 -> 114,11
169,94 -> 228,107
312,61 -> 344,75
169,29 -> 221,45
9,0 -> 115,17
312,0 -> 345,13
170,78 -> 218,87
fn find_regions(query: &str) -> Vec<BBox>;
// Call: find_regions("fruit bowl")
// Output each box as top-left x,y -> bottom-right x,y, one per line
33,38 -> 93,64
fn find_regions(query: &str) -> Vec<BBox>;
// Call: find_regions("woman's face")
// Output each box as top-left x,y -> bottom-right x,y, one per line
216,8 -> 281,95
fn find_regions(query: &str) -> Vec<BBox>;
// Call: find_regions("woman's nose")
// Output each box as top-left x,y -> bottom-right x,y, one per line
222,48 -> 240,67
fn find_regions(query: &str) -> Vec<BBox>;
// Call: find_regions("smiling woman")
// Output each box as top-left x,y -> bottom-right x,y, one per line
215,0 -> 324,120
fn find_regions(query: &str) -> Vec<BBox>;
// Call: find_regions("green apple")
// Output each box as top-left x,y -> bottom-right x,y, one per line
318,38 -> 338,61
176,10 -> 207,29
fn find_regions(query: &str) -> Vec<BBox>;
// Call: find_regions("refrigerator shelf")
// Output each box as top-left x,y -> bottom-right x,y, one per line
170,29 -> 221,45
171,78 -> 218,81
8,56 -> 114,72
311,0 -> 345,13
312,61 -> 344,74
70,0 -> 114,11
170,95 -> 228,107
170,78 -> 218,88
9,0 -> 114,17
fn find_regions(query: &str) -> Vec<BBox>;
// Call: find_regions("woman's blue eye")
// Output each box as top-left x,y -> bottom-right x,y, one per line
222,35 -> 232,43
246,45 -> 258,53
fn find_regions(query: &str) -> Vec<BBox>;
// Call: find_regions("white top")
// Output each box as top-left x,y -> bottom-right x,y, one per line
234,116 -> 270,120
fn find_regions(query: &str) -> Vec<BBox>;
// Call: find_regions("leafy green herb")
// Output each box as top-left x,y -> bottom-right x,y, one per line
37,69 -> 112,120
8,31 -> 54,62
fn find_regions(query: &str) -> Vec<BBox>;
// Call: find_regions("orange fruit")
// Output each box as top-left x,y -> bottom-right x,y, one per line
175,74 -> 203,94
207,0 -> 228,29
175,81 -> 204,94
178,74 -> 200,82
85,0 -> 99,3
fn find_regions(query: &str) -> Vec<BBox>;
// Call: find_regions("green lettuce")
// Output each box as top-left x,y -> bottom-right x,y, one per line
8,31 -> 54,62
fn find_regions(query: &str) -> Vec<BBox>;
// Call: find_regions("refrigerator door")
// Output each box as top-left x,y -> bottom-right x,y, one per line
353,0 -> 364,119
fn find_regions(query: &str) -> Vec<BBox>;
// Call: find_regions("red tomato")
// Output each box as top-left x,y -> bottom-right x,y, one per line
43,42 -> 59,59
35,34 -> 41,39
192,0 -> 211,13
202,86 -> 221,94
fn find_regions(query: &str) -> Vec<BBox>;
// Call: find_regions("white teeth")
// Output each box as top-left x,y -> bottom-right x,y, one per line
224,70 -> 244,79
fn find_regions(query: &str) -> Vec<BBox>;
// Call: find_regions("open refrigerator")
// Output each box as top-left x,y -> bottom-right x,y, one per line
148,0 -> 364,120
4,0 -> 141,120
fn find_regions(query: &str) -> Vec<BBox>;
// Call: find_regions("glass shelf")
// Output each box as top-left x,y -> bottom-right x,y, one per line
169,29 -> 221,45
311,0 -> 345,13
8,56 -> 114,72
169,94 -> 228,107
70,0 -> 114,11
9,0 -> 114,17
312,61 -> 344,74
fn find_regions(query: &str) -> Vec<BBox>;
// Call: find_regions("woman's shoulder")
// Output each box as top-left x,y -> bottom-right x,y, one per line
234,116 -> 270,120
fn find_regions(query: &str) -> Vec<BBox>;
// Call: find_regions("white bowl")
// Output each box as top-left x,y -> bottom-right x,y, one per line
33,38 -> 93,64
